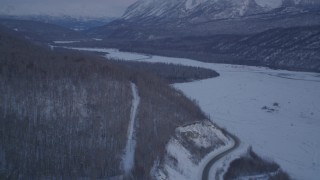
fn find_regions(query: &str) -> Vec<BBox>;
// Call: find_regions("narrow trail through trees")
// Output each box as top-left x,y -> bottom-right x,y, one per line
122,83 -> 140,176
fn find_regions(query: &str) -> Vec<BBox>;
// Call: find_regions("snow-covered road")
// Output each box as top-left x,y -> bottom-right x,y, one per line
68,47 -> 320,180
122,83 -> 140,176
202,133 -> 239,180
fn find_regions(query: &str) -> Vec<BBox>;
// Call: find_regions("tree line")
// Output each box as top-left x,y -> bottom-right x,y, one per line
0,27 -> 208,179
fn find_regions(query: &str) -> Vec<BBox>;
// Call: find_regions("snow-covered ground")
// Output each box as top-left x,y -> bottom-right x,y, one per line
122,83 -> 140,175
68,47 -> 320,180
177,68 -> 320,180
153,121 -> 234,180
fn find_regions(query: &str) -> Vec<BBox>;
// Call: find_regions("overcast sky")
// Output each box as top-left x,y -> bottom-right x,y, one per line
0,0 -> 138,17
0,0 -> 285,18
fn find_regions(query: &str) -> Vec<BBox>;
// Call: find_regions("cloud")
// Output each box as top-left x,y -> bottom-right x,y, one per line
0,0 -> 138,17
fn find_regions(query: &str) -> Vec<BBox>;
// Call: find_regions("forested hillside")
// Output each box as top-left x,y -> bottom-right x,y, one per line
0,27 -> 132,178
79,25 -> 320,72
0,27 -> 207,179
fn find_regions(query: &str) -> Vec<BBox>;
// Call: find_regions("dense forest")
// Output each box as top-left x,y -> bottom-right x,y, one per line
111,60 -> 219,83
0,27 -> 208,179
0,27 -> 132,178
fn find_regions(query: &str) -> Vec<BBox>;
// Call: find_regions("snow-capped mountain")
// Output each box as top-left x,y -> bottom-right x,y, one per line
85,0 -> 320,73
88,0 -> 320,39
123,0 -> 320,22
123,0 -> 267,22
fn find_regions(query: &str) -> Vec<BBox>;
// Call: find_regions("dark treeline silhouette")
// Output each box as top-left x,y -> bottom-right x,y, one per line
0,27 -> 206,179
111,60 -> 219,83
224,147 -> 290,180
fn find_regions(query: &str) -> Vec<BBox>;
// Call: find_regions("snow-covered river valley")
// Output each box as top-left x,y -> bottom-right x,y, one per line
69,47 -> 320,180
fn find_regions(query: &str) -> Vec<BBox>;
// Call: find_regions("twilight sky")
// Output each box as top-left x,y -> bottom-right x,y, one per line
0,0 -> 138,17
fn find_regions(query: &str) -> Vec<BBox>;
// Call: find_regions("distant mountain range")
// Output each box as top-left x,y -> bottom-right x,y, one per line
1,0 -> 319,72
88,0 -> 320,39
81,0 -> 320,72
0,15 -> 115,31
123,0 -> 320,21
0,18 -> 86,42
123,0 -> 266,21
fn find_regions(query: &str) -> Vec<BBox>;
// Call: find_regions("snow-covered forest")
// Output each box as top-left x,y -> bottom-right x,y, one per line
0,28 -> 218,179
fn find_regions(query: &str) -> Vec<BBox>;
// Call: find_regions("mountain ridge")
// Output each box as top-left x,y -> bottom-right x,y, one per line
87,0 -> 320,39
122,0 -> 320,22
82,0 -> 320,72
122,0 -> 267,22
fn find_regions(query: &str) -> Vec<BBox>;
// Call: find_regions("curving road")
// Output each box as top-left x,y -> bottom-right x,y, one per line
202,133 -> 240,180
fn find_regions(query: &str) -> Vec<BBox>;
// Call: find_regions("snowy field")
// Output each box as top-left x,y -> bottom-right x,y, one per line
69,47 -> 320,180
